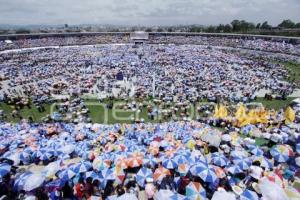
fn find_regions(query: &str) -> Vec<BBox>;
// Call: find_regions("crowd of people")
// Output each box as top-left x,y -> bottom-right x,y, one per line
0,34 -> 300,200
0,43 -> 296,105
0,111 -> 299,200
1,34 -> 299,55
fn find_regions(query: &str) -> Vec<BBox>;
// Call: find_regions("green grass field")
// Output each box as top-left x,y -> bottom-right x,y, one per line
0,97 -> 295,124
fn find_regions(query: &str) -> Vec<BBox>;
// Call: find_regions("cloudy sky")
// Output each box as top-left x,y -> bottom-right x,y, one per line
0,0 -> 300,25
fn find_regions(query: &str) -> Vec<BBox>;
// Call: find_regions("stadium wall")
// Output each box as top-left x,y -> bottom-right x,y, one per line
0,32 -> 299,44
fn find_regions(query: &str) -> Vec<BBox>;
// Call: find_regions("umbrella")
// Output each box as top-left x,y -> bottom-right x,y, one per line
113,166 -> 126,184
153,166 -> 171,182
73,161 -> 92,173
43,161 -> 62,178
13,172 -> 33,191
270,145 -> 293,162
136,167 -> 153,187
174,154 -> 189,165
258,178 -> 289,200
296,143 -> 300,154
211,152 -> 229,167
45,179 -> 66,191
177,164 -> 190,177
143,155 -> 159,167
185,182 -> 206,200
233,158 -> 252,170
170,193 -> 189,200
118,193 -> 138,200
154,189 -> 174,200
249,147 -> 264,156
85,171 -> 99,180
127,156 -> 143,168
240,189 -> 259,200
93,157 -> 110,171
196,165 -> 218,183
212,190 -> 236,200
24,173 -> 45,191
115,157 -> 128,169
99,169 -> 116,181
253,156 -> 273,169
226,165 -> 244,175
0,163 -> 11,178
162,157 -> 178,169
58,168 -> 76,180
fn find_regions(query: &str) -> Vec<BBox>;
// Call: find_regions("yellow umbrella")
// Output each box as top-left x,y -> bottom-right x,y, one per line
285,106 -> 295,124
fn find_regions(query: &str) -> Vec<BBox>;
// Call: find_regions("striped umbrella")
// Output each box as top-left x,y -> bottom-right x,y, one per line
174,154 -> 189,165
93,157 -> 110,171
296,143 -> 300,154
13,172 -> 33,191
127,156 -> 143,168
153,166 -> 171,182
240,189 -> 259,200
162,157 -> 178,169
98,168 -> 115,188
20,149 -> 32,163
170,193 -> 189,200
211,152 -> 229,167
58,168 -> 76,180
189,162 -> 209,176
270,145 -> 293,162
115,157 -> 128,169
85,171 -> 99,180
143,155 -> 159,167
233,158 -> 252,170
177,163 -> 190,177
253,156 -> 273,169
197,165 -> 218,183
136,167 -> 153,187
185,182 -> 206,200
250,147 -> 264,156
113,166 -> 126,184
73,161 -> 92,173
0,163 -> 11,178
226,165 -> 244,175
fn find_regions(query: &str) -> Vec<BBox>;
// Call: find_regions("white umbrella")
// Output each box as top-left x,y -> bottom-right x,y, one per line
117,193 -> 138,200
212,190 -> 236,200
42,161 -> 61,178
154,189 -> 174,200
24,173 -> 45,191
258,178 -> 289,200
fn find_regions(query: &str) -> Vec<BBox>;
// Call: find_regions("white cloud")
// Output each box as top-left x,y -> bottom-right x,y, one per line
0,0 -> 299,25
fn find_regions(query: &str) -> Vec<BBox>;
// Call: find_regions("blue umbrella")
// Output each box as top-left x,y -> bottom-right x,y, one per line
240,189 -> 259,200
253,156 -> 273,169
197,165 -> 218,183
226,165 -> 244,174
143,155 -> 159,167
58,168 -> 76,180
270,146 -> 291,162
0,163 -> 11,178
296,143 -> 300,154
85,171 -> 99,180
98,168 -> 115,189
174,154 -> 189,165
162,157 -> 178,169
211,152 -> 229,167
233,158 -> 252,170
13,172 -> 33,191
73,161 -> 92,173
45,179 -> 66,191
136,167 -> 153,187
170,193 -> 189,200
250,147 -> 264,156
20,149 -> 32,163
190,162 -> 209,176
